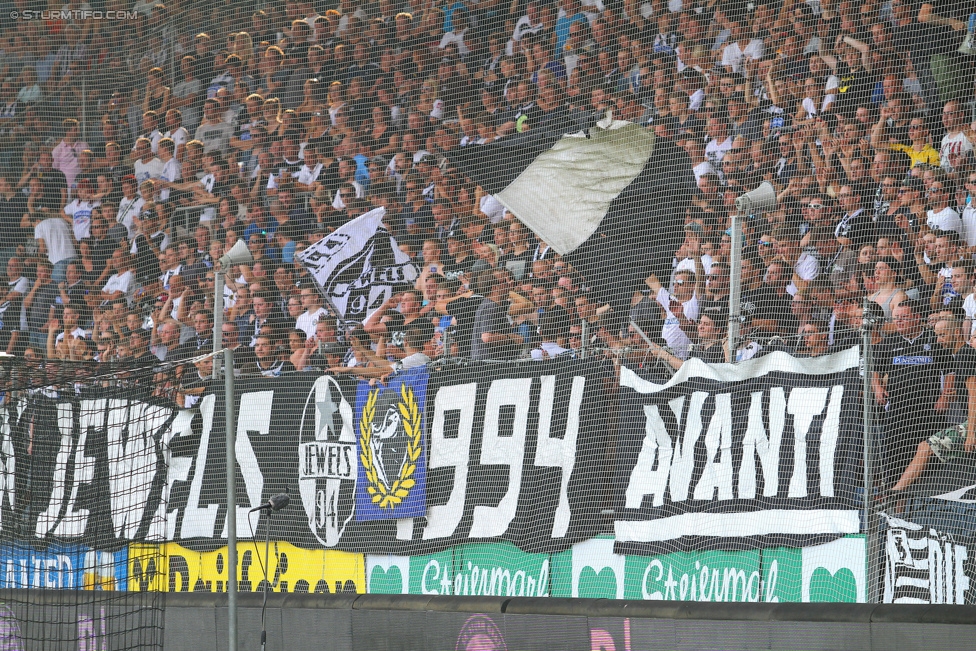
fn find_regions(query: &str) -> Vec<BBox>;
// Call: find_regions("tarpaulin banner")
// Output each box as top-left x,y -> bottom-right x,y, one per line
614,348 -> 864,555
0,360 -> 607,557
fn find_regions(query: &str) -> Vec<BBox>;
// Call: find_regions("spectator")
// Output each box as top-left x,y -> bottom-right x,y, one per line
248,332 -> 296,377
150,317 -> 182,362
195,98 -> 235,154
295,286 -> 329,337
175,308 -> 213,361
470,268 -> 523,361
133,138 -> 163,185
530,310 -> 570,360
870,258 -> 909,325
363,289 -> 426,359
939,100 -> 972,176
219,320 -> 258,376
157,138 -> 181,201
34,206 -> 77,284
52,118 -> 89,190
24,260 -> 58,349
890,312 -> 976,494
247,291 -> 289,347
925,180 -> 963,235
0,256 -> 29,355
26,150 -> 68,213
331,326 -> 432,379
873,299 -> 954,486
63,178 -> 100,241
96,250 -> 138,306
645,269 -> 700,360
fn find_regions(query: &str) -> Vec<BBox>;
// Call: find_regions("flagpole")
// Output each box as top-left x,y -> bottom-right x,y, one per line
728,211 -> 743,363
214,242 -> 252,651
214,265 -> 237,651
862,298 -> 879,603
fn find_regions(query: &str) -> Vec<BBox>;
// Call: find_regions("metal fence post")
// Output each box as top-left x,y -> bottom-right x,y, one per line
862,298 -> 879,603
728,211 -> 743,362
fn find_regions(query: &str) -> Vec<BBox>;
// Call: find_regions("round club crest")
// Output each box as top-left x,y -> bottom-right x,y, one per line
298,376 -> 357,547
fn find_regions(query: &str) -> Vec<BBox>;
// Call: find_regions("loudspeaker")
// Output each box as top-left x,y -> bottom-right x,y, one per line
862,300 -> 885,327
960,32 -> 974,55
734,181 -> 777,214
219,239 -> 253,267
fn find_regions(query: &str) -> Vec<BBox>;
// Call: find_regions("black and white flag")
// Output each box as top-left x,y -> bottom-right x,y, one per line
297,207 -> 418,320
455,116 -> 656,256
614,347 -> 864,555
883,515 -> 975,604
449,114 -> 694,319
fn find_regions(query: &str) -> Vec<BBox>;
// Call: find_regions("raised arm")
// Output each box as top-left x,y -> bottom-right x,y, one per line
818,40 -> 839,71
363,293 -> 397,335
841,34 -> 873,72
919,3 -> 968,31
870,108 -> 890,149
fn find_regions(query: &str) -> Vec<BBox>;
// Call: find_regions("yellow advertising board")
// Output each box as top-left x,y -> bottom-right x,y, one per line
128,542 -> 365,594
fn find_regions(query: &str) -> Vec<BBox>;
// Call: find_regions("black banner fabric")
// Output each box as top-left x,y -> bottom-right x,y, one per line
360,359 -> 609,554
0,360 -> 608,556
613,348 -> 864,556
0,389 -> 177,550
172,360 -> 610,553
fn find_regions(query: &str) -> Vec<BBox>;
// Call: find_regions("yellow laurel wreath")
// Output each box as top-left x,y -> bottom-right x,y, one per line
359,383 -> 422,509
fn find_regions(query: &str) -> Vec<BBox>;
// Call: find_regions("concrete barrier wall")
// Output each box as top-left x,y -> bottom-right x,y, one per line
161,594 -> 976,651
1,590 -> 975,651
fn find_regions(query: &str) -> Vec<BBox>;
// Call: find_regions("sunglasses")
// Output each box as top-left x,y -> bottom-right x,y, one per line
806,203 -> 824,209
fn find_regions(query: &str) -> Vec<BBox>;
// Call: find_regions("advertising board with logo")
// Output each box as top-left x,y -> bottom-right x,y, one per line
127,542 -> 364,594
365,535 -> 866,603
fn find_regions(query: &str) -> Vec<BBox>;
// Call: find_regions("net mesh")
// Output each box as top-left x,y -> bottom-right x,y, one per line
1,0 -> 976,644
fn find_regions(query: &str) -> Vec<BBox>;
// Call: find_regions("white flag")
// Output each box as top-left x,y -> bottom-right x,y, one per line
297,207 -> 418,319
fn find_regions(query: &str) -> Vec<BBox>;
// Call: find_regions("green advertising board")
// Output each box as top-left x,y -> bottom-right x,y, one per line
367,541 -> 552,597
367,535 -> 865,603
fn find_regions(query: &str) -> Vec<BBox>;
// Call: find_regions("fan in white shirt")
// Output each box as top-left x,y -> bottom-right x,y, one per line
163,108 -> 190,159
926,181 -> 963,235
132,138 -> 163,184
116,179 -> 145,241
295,287 -> 330,337
100,250 -> 138,303
703,118 -> 733,165
63,179 -> 100,241
720,21 -> 764,75
509,2 -> 545,54
293,144 -> 325,188
156,137 -> 182,202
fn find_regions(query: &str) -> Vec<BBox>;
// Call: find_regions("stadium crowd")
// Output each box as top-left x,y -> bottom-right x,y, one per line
0,0 -> 975,491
